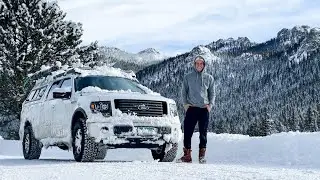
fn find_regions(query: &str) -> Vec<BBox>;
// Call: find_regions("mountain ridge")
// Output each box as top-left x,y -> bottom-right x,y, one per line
95,46 -> 167,72
136,25 -> 320,136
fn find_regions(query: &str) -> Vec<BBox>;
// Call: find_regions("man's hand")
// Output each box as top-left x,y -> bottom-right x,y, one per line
205,104 -> 211,112
184,104 -> 191,111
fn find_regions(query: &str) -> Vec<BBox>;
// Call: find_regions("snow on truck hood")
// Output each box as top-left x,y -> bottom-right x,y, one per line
76,86 -> 175,103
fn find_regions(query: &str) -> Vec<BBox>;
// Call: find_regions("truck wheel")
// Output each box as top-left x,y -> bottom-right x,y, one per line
72,118 -> 97,162
22,125 -> 42,160
151,143 -> 178,162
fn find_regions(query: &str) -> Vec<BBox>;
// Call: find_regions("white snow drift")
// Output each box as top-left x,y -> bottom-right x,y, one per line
1,131 -> 320,179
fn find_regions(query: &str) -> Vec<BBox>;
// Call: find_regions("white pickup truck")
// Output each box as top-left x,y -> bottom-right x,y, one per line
19,65 -> 182,162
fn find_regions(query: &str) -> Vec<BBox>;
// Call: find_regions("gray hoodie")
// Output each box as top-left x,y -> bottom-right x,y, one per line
181,56 -> 215,110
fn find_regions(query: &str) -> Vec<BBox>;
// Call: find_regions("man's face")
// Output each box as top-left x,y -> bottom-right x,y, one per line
195,58 -> 205,72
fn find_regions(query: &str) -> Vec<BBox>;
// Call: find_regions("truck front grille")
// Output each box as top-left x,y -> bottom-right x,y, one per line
114,99 -> 167,117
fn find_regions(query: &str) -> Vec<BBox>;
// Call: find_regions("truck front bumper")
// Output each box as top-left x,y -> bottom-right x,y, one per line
87,120 -> 182,148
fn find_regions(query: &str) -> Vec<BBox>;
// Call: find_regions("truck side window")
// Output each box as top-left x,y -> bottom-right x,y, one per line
61,78 -> 72,90
46,80 -> 61,99
32,89 -> 40,101
26,90 -> 36,101
37,86 -> 47,99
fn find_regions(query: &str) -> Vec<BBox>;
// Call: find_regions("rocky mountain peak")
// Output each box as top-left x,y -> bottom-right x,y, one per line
276,25 -> 311,44
206,37 -> 254,52
138,48 -> 160,55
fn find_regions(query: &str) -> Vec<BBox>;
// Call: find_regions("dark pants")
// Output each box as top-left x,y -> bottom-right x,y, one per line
183,106 -> 209,149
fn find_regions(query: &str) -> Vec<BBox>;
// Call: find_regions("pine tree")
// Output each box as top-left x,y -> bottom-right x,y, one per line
288,107 -> 301,131
0,0 -> 87,138
77,41 -> 99,66
261,111 -> 277,136
304,106 -> 318,132
316,104 -> 320,129
247,116 -> 262,136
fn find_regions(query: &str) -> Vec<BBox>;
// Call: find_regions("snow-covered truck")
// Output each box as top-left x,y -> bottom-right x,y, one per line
19,65 -> 182,162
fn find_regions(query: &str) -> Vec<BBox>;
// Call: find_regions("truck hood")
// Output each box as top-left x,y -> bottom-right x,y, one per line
77,91 -> 175,104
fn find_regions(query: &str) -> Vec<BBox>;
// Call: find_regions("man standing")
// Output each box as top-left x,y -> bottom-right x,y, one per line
177,55 -> 215,163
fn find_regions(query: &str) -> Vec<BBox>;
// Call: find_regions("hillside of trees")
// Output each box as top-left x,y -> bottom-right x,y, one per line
136,26 -> 320,136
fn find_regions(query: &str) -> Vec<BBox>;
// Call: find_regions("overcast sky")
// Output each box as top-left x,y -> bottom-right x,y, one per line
57,0 -> 320,56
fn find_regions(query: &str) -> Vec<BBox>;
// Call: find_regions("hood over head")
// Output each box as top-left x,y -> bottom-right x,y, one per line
193,55 -> 206,73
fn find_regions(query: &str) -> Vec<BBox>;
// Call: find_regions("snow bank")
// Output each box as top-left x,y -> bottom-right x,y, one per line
0,138 -> 21,157
0,136 -> 3,140
203,131 -> 320,169
1,131 -> 320,169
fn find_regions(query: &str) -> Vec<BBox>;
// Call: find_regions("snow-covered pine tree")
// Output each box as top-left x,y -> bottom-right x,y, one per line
247,116 -> 262,136
316,104 -> 320,130
260,110 -> 277,136
77,41 -> 100,66
0,0 -> 86,139
304,106 -> 319,132
288,107 -> 301,131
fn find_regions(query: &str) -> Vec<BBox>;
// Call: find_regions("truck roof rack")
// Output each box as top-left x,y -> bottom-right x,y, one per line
23,63 -> 137,91
23,64 -> 81,91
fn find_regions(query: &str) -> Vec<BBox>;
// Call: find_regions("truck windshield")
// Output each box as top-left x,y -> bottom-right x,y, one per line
75,76 -> 146,94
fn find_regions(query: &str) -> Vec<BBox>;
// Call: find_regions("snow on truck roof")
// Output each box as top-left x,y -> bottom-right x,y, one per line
26,62 -> 137,89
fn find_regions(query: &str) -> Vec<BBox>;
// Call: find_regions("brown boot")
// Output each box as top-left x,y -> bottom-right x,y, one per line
176,147 -> 192,163
199,148 -> 206,164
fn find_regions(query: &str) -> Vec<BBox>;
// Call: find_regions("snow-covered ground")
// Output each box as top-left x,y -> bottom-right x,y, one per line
1,132 -> 320,180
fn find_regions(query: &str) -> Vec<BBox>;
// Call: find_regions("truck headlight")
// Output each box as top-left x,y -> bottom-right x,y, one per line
90,101 -> 112,117
169,103 -> 178,117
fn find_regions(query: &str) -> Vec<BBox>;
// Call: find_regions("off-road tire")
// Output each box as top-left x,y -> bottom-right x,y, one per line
72,118 -> 97,162
22,125 -> 42,160
151,143 -> 178,162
